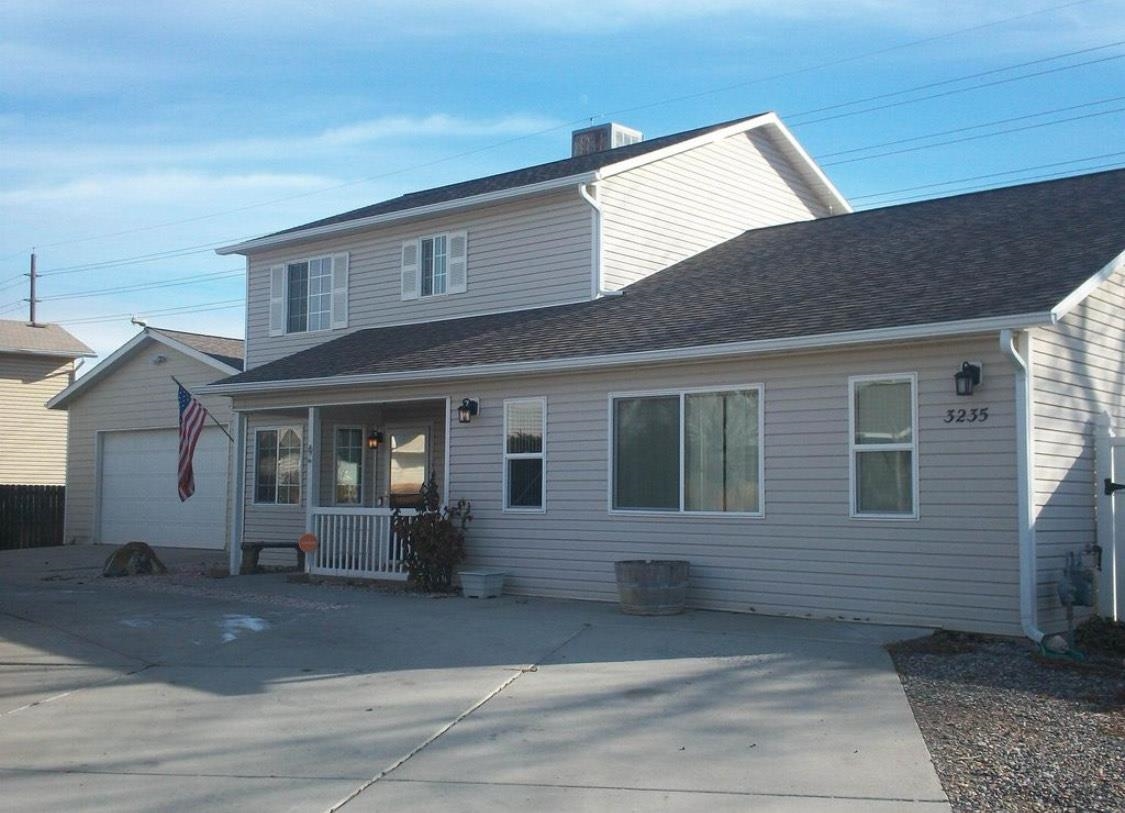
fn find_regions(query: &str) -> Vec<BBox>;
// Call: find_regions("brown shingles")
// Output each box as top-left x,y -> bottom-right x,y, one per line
221,168 -> 1125,387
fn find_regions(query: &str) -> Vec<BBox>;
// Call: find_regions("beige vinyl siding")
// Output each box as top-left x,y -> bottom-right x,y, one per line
1031,266 -> 1125,631
62,340 -> 234,544
244,190 -> 592,369
599,128 -> 831,290
0,353 -> 74,485
234,335 -> 1021,634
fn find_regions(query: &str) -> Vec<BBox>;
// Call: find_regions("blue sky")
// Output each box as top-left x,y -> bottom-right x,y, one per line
1,1 -> 1122,360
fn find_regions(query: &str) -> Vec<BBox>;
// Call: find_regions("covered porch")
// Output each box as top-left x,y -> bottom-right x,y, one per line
233,397 -> 450,580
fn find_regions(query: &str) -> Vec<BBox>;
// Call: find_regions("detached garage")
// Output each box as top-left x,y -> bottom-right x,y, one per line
49,327 -> 243,550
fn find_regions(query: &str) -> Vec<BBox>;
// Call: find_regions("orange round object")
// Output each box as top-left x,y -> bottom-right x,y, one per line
298,532 -> 318,553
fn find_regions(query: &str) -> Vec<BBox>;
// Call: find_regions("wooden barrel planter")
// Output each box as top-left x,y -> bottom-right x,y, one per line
614,560 -> 690,616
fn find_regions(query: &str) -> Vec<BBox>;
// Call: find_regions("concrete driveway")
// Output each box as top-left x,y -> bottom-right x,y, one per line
0,546 -> 949,812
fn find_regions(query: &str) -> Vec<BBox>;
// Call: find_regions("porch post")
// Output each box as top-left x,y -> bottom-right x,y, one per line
306,407 -> 320,542
228,411 -> 246,577
443,396 -> 452,508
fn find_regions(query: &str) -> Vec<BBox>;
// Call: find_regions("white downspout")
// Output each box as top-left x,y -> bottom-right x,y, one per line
578,181 -> 622,299
1000,328 -> 1045,644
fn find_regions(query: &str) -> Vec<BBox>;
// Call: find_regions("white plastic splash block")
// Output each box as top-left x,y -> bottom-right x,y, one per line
219,614 -> 269,643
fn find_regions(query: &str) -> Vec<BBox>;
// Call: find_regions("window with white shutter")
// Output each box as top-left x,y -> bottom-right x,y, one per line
271,254 -> 345,335
402,231 -> 467,300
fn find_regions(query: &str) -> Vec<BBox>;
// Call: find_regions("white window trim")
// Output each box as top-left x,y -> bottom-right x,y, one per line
606,384 -> 765,518
285,254 -> 334,335
252,425 -> 304,507
502,397 -> 547,513
419,233 -> 449,299
332,424 -> 365,507
848,372 -> 920,521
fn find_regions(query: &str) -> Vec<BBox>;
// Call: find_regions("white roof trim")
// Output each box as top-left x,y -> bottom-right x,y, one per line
1050,246 -> 1125,322
0,346 -> 95,359
215,112 -> 851,257
216,172 -> 597,255
48,328 -> 242,410
597,112 -> 851,215
206,311 -> 1050,397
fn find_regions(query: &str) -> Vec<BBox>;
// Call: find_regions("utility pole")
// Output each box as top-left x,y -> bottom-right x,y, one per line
26,251 -> 39,327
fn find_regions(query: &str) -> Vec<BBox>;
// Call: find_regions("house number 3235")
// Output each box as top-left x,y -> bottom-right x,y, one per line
944,407 -> 989,423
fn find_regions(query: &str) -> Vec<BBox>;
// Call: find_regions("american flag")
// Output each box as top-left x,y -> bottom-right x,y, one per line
177,383 -> 208,502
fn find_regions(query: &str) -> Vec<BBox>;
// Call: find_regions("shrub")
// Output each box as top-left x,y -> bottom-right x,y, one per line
391,476 -> 471,593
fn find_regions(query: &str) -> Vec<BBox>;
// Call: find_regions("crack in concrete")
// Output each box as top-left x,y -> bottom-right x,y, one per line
327,623 -> 592,812
381,776 -> 952,804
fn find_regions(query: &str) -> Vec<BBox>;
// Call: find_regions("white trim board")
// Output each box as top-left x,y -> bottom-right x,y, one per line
206,311 -> 1053,397
1050,247 -> 1125,322
48,328 -> 242,410
215,113 -> 849,256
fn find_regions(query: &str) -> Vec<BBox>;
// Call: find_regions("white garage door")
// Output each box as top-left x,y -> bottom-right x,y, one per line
98,427 -> 229,549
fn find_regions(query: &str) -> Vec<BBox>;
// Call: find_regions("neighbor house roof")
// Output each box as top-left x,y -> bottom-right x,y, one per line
48,327 -> 244,409
210,168 -> 1125,394
0,320 -> 94,359
216,112 -> 850,255
148,328 -> 245,371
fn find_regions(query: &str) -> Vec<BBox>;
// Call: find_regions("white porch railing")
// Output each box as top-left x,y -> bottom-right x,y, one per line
308,507 -> 412,580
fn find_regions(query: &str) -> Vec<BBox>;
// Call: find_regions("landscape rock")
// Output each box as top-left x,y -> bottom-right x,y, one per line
102,542 -> 168,578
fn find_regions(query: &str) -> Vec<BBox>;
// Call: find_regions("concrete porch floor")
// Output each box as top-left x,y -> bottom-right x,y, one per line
0,545 -> 950,811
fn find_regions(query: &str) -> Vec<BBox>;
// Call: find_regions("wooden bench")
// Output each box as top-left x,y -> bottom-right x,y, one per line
240,541 -> 306,574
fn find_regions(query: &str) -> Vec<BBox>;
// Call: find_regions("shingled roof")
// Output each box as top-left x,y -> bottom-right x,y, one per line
0,320 -> 93,358
150,328 -> 244,371
264,114 -> 769,239
213,168 -> 1125,391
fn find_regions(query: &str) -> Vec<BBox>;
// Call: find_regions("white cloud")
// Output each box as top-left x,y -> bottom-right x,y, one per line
0,113 -> 564,174
0,172 -> 334,205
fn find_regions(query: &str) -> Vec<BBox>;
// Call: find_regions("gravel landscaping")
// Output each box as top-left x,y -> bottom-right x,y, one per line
890,629 -> 1125,813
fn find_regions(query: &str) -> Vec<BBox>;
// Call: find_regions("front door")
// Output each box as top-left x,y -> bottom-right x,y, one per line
387,426 -> 430,509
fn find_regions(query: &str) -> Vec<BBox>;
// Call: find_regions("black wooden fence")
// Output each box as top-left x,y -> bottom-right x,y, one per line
0,485 -> 65,550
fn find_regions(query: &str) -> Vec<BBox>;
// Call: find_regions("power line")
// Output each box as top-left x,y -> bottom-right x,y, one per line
858,162 -> 1125,207
786,40 -> 1123,122
820,105 -> 1125,166
38,268 -> 244,303
57,298 -> 245,326
850,152 -> 1125,201
791,51 -> 1125,127
816,97 -> 1125,160
15,0 -> 1095,254
37,237 -> 256,276
590,0 -> 1098,121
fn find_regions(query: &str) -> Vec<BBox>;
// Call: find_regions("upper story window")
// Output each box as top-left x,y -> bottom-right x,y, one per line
401,231 -> 468,300
421,236 -> 447,297
849,374 -> 917,519
268,253 -> 349,337
287,257 -> 332,333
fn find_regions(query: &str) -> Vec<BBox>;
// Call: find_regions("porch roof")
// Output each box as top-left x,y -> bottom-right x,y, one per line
211,168 -> 1125,393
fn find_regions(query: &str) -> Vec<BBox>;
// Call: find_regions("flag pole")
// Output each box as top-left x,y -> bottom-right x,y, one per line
172,375 -> 234,442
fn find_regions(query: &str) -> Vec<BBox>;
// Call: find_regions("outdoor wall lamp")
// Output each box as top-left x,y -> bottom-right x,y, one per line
366,430 -> 384,450
457,398 -> 480,424
954,361 -> 982,396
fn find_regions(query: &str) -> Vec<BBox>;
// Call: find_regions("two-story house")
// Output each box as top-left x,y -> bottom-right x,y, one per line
208,112 -> 1125,641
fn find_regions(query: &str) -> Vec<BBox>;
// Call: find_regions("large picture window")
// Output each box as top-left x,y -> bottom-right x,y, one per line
850,374 -> 917,517
333,426 -> 364,505
504,399 -> 545,510
611,387 -> 763,515
254,427 -> 302,505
